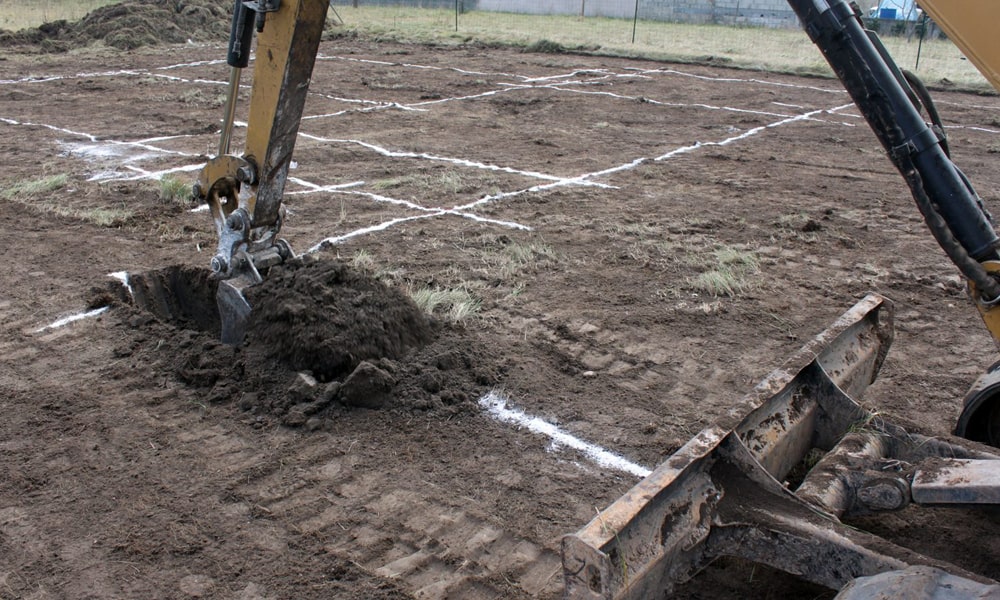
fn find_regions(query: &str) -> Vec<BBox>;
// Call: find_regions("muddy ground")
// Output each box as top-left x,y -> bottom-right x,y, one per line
2,21 -> 1000,600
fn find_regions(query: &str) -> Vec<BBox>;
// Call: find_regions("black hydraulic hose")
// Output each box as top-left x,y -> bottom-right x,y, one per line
784,0 -> 1000,292
906,165 -> 1000,301
902,69 -> 950,157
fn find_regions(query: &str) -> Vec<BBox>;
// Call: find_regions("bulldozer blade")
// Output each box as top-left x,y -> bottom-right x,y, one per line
217,277 -> 252,346
561,294 -> 1000,599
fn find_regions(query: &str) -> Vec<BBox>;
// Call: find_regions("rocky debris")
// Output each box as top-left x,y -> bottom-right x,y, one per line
339,361 -> 397,409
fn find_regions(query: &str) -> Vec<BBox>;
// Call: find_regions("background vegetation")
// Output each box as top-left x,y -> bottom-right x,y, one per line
2,0 -> 990,89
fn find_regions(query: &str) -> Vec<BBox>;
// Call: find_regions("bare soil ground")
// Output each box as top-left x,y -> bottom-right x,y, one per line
3,26 -> 1000,600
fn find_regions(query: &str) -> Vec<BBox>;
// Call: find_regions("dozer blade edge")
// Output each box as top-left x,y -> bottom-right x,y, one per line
562,293 -> 1000,599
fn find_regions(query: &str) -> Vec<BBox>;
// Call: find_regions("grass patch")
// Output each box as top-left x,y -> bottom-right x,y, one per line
158,175 -> 190,203
371,170 -> 501,195
409,287 -> 481,323
689,246 -> 760,297
524,38 -> 567,54
479,240 -> 558,280
74,206 -> 133,227
0,174 -> 69,200
0,0 -> 118,31
0,174 -> 133,226
350,248 -> 377,273
325,6 -> 990,89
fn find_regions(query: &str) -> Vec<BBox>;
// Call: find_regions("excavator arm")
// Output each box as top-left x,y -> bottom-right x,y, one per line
785,0 -> 1000,444
193,0 -> 328,344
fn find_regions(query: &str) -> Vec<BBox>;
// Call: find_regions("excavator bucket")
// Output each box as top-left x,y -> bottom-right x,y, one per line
562,294 -> 1000,599
217,277 -> 253,346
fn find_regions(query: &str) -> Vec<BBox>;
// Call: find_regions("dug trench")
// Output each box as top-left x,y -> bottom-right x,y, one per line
96,256 -> 508,428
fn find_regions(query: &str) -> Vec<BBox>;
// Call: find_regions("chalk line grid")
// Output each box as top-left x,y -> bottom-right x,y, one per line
6,50 -> 997,477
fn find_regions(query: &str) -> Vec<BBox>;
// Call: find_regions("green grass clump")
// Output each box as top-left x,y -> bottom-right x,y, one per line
0,174 -> 68,200
0,174 -> 133,226
77,206 -> 133,227
1,0 -> 117,32
690,246 -> 760,297
158,175 -> 190,203
409,287 -> 481,323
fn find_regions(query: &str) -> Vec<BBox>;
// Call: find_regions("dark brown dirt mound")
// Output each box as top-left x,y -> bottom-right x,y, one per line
102,258 -> 505,427
245,257 -> 433,382
0,0 -> 230,52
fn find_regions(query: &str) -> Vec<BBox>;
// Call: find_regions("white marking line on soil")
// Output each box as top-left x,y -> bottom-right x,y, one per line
285,176 -> 531,231
98,163 -> 203,183
407,86 -> 523,108
317,54 -> 525,80
109,271 -> 134,297
635,67 -> 847,95
296,133 -> 610,188
945,125 -> 1000,134
150,73 -> 230,87
303,102 -> 426,120
546,84 -> 815,121
0,69 -> 147,85
479,391 -> 652,478
155,59 -> 227,70
308,213 -> 441,252
35,307 -> 109,333
285,178 -> 367,192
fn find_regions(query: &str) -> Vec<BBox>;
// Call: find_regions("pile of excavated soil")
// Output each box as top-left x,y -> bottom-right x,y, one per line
246,258 -> 434,382
100,258 -> 507,428
0,0 -> 230,51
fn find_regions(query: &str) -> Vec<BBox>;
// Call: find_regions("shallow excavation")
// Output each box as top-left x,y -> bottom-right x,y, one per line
562,294 -> 1000,599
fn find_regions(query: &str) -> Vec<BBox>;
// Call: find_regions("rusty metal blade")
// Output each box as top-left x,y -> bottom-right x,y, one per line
561,293 -> 995,599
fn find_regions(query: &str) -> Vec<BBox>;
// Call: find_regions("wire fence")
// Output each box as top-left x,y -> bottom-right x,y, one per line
326,0 -> 989,88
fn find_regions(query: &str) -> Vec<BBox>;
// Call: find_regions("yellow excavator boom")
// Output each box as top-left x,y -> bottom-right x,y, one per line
918,0 -> 1000,92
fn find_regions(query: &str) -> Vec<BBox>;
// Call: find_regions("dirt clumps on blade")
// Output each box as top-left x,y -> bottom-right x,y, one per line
245,258 -> 433,381
0,0 -> 229,52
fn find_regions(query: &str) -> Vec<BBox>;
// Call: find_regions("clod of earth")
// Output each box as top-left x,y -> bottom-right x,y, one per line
245,257 -> 433,381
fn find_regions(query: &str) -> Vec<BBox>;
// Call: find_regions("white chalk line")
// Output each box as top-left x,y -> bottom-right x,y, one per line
35,307 -> 110,333
479,390 -> 652,478
303,101 -> 858,227
329,189 -> 532,231
630,66 -> 847,95
317,53 -> 526,81
944,124 -> 1000,134
29,100 -> 830,332
543,83 -> 860,127
8,53 -> 997,118
295,133 -> 611,188
109,271 -> 134,297
308,213 -> 440,253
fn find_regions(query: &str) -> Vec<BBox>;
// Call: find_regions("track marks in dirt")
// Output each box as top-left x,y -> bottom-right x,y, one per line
205,424 -> 563,599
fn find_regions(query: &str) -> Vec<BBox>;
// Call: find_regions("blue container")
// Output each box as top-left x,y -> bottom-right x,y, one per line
879,8 -> 897,19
